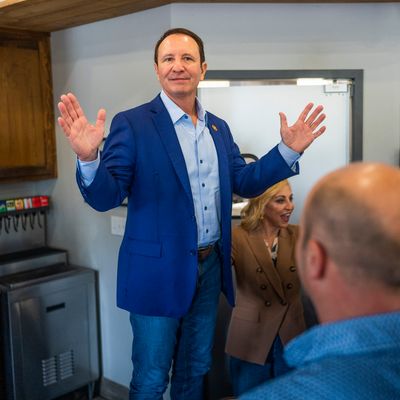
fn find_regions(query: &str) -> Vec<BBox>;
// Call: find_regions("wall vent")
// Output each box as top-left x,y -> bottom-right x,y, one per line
41,349 -> 74,387
41,357 -> 57,387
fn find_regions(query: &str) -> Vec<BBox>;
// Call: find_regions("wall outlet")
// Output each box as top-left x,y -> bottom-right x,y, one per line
111,215 -> 126,236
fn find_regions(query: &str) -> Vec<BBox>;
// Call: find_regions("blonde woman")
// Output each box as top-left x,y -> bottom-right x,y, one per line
226,179 -> 306,396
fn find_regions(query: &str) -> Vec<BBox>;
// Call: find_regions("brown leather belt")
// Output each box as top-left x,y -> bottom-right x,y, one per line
197,244 -> 215,262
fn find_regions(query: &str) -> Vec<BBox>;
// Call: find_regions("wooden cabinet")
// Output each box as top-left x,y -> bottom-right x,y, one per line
0,29 -> 57,182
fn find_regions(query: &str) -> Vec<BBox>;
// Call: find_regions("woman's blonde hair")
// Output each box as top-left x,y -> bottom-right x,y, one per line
240,179 -> 291,232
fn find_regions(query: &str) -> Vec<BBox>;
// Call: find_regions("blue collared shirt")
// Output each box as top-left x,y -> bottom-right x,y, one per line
78,92 -> 301,247
241,311 -> 400,399
160,91 -> 221,247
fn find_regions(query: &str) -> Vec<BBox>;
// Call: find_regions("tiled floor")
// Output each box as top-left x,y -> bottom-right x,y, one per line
55,387 -> 106,400
56,394 -> 106,400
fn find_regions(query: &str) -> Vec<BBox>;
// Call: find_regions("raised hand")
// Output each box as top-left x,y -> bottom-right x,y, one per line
279,103 -> 326,154
57,93 -> 106,161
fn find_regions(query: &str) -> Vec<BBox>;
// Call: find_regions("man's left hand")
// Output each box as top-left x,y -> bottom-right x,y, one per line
279,103 -> 326,153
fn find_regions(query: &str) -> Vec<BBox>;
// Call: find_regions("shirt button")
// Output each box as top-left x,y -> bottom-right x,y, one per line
202,183 -> 205,187
256,267 -> 262,273
200,160 -> 203,164
281,300 -> 288,306
206,229 -> 209,233
260,284 -> 267,290
264,301 -> 271,307
290,266 -> 296,272
286,283 -> 293,289
204,206 -> 207,210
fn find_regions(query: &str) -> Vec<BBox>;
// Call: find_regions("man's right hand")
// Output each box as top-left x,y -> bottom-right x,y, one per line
57,93 -> 106,162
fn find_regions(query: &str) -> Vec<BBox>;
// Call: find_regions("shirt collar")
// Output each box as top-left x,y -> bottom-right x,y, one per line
160,90 -> 207,125
284,311 -> 400,368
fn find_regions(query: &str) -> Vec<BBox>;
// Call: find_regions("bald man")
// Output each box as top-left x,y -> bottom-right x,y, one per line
241,162 -> 400,399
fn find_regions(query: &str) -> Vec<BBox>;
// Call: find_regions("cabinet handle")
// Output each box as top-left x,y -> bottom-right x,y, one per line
46,303 -> 65,313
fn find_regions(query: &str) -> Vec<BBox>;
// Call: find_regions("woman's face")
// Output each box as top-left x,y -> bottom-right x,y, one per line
263,184 -> 294,229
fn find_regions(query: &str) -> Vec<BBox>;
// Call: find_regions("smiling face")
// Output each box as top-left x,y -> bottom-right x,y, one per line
154,33 -> 207,103
263,184 -> 294,229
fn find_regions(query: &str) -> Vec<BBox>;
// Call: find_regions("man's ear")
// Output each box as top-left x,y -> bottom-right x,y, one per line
154,63 -> 160,81
306,239 -> 328,281
200,62 -> 208,80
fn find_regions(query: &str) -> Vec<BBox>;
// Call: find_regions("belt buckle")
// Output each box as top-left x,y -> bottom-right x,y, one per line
198,244 -> 214,262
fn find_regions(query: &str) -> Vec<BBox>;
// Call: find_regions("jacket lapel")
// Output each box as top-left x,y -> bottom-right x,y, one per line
150,96 -> 193,203
207,116 -> 231,220
246,229 -> 285,300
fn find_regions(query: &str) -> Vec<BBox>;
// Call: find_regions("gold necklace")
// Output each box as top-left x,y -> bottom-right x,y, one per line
262,229 -> 279,249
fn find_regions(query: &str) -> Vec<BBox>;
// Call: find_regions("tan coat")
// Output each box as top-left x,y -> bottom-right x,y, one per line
225,224 -> 306,365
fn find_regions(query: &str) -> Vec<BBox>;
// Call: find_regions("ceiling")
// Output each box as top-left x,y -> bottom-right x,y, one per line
0,0 -> 398,32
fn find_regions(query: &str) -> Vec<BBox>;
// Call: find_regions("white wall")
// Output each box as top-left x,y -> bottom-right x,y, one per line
46,2 -> 400,390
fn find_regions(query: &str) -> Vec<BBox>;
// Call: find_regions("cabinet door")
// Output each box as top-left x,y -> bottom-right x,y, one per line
0,30 -> 57,182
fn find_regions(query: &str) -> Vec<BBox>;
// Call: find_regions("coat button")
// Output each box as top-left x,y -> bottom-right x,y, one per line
256,267 -> 262,273
264,301 -> 271,307
290,266 -> 296,272
260,284 -> 267,290
280,300 -> 288,306
286,283 -> 293,289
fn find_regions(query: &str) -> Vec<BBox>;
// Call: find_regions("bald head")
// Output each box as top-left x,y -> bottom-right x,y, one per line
301,163 -> 400,289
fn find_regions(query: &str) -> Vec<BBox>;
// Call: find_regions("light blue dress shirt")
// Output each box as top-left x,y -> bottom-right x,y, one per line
159,91 -> 221,247
240,311 -> 400,399
78,91 -> 301,247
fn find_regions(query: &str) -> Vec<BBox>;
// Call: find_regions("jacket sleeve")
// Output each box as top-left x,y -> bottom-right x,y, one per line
222,119 -> 299,198
76,112 -> 136,211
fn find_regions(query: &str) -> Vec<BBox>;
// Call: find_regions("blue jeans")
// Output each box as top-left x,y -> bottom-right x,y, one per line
129,247 -> 221,400
230,336 -> 291,397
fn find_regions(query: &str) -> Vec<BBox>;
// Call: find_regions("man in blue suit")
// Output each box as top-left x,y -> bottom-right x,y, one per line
58,28 -> 326,400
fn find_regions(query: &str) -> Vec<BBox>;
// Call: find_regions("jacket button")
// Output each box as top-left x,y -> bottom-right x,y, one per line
281,300 -> 288,306
290,266 -> 296,272
256,267 -> 262,273
286,283 -> 293,289
264,301 -> 271,307
260,284 -> 267,290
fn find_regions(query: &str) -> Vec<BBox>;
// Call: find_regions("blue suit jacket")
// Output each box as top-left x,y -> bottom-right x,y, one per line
77,95 -> 297,318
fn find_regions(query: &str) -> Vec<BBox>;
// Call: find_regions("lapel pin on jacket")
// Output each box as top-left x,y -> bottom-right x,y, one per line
211,124 -> 218,132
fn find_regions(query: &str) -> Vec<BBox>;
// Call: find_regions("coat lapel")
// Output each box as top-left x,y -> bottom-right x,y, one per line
150,96 -> 193,203
246,229 -> 285,300
207,116 -> 231,221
